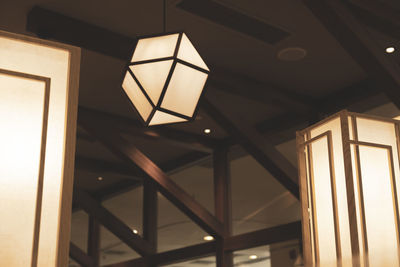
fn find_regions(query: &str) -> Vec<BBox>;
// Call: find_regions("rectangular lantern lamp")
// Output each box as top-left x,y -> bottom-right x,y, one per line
0,30 -> 80,267
297,110 -> 400,267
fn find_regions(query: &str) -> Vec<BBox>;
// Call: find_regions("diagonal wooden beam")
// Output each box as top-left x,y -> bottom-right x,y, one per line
78,110 -> 226,237
75,155 -> 144,179
105,242 -> 216,267
70,242 -> 95,267
202,94 -> 299,199
347,0 -> 400,41
73,188 -> 154,256
78,107 -> 219,153
106,221 -> 302,267
303,0 -> 400,109
224,221 -> 302,251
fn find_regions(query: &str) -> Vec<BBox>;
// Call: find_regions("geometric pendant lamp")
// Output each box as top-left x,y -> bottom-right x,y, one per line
296,110 -> 400,267
122,32 -> 209,126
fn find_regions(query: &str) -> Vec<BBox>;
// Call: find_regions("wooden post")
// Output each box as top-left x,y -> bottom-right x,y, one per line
87,216 -> 100,267
214,147 -> 233,267
143,179 -> 158,266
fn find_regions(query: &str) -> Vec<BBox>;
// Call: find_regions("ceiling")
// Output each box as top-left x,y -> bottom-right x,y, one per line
1,0 -> 400,266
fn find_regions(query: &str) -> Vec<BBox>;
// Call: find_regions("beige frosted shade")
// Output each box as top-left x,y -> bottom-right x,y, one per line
0,30 -> 80,267
297,110 -> 400,267
122,32 -> 209,126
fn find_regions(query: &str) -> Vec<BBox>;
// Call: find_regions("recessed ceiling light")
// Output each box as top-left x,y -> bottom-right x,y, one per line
386,46 -> 395,54
277,47 -> 307,61
132,229 -> 138,234
249,255 -> 258,260
203,235 -> 214,241
204,128 -> 211,134
97,176 -> 103,181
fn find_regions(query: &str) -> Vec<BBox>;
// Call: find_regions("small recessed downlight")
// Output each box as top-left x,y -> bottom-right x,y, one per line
386,47 -> 395,54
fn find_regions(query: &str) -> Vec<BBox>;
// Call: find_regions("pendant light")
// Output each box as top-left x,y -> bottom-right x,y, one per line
122,0 -> 209,126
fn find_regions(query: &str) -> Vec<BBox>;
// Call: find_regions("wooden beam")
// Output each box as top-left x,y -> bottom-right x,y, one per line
143,179 -> 158,253
75,155 -> 144,179
153,242 -> 217,266
106,242 -> 216,267
303,0 -> 400,109
224,221 -> 302,252
73,188 -> 154,256
87,216 -> 100,267
70,242 -> 95,267
78,107 -> 218,153
255,78 -> 384,143
105,257 -> 146,267
348,0 -> 400,40
26,6 -> 309,108
78,111 -> 226,237
27,6 -> 134,60
214,147 -> 233,267
107,221 -> 302,267
209,66 -> 313,111
202,94 -> 299,199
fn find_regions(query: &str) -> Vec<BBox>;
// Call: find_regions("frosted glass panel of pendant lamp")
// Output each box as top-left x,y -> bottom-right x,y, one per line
0,72 -> 47,267
0,30 -> 80,267
149,110 -> 187,126
122,72 -> 152,121
130,60 -> 173,105
177,33 -> 209,71
356,145 -> 399,267
161,63 -> 208,117
308,138 -> 338,267
310,117 -> 352,267
131,34 -> 179,62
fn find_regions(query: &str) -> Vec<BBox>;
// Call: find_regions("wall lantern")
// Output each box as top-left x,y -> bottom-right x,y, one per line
297,110 -> 400,267
0,30 -> 80,266
122,32 -> 210,126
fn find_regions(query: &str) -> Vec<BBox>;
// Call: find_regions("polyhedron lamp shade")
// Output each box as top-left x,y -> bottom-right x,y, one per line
122,32 -> 209,126
296,110 -> 400,267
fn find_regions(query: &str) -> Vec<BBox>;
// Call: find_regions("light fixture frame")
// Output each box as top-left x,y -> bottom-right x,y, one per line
296,110 -> 400,267
122,31 -> 210,126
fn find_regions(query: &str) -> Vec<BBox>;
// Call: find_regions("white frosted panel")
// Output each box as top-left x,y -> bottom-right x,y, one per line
350,145 -> 366,266
311,118 -> 352,267
0,74 -> 46,266
131,34 -> 178,62
130,60 -> 173,105
0,34 -> 74,267
309,138 -> 337,267
177,33 -> 209,71
149,111 -> 187,126
355,117 -> 400,266
161,63 -> 208,117
358,146 -> 399,266
356,118 -> 400,236
122,73 -> 153,121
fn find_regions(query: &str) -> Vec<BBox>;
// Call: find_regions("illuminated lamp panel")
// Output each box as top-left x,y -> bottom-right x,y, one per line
0,30 -> 80,267
298,111 -> 400,267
